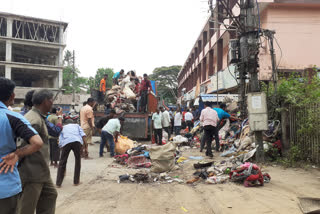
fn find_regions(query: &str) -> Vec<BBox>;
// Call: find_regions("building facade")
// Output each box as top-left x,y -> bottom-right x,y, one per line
177,0 -> 320,104
0,12 -> 68,102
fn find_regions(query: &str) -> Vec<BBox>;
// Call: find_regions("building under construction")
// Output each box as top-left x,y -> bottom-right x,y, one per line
0,12 -> 68,103
177,0 -> 320,106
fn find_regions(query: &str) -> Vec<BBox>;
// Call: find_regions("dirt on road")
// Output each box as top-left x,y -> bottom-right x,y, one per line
50,138 -> 320,214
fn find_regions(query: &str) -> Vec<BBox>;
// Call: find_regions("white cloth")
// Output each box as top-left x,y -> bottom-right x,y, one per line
174,112 -> 182,126
185,112 -> 193,121
161,110 -> 171,128
152,112 -> 163,129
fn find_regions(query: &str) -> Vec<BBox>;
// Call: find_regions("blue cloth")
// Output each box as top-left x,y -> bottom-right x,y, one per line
112,72 -> 121,80
0,101 -> 37,199
101,131 -> 115,157
59,124 -> 86,148
213,108 -> 230,120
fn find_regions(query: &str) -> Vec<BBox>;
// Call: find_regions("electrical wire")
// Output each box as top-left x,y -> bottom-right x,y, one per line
256,0 -> 261,35
274,36 -> 283,71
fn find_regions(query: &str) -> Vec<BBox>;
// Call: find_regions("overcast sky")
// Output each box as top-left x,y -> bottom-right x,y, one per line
2,0 -> 210,77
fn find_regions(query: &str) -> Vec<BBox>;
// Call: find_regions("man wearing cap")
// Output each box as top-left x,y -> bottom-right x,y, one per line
101,117 -> 125,157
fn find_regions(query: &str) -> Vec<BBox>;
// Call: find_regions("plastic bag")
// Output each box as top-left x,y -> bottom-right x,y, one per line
115,135 -> 134,155
123,86 -> 136,99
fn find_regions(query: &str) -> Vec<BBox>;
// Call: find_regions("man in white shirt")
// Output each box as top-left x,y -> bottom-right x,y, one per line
200,102 -> 219,158
152,108 -> 163,145
184,109 -> 194,132
160,107 -> 171,140
101,117 -> 125,157
174,109 -> 182,135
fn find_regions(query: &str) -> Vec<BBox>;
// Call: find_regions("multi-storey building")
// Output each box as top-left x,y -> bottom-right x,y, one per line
177,0 -> 320,104
0,12 -> 67,103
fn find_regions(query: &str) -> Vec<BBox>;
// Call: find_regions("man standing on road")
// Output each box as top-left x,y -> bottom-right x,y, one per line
139,74 -> 152,113
97,110 -> 116,157
160,107 -> 171,140
56,119 -> 87,188
112,69 -> 124,85
152,108 -> 163,145
174,109 -> 182,135
17,89 -> 58,214
80,98 -> 96,159
0,78 -> 43,214
200,102 -> 219,158
185,109 -> 194,132
47,107 -> 63,167
101,117 -> 125,157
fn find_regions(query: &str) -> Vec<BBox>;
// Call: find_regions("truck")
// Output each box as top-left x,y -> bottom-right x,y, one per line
93,82 -> 158,140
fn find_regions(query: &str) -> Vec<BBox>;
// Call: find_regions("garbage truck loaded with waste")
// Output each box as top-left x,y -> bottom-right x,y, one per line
92,75 -> 158,139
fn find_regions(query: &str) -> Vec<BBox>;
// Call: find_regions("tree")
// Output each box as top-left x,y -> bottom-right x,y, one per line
92,68 -> 115,90
149,65 -> 181,104
62,50 -> 89,94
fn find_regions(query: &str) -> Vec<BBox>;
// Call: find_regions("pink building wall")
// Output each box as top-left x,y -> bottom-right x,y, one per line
259,3 -> 320,80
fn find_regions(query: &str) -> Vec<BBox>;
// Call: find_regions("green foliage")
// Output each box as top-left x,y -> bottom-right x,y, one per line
90,68 -> 114,90
62,50 -> 89,94
149,65 -> 181,104
277,145 -> 304,168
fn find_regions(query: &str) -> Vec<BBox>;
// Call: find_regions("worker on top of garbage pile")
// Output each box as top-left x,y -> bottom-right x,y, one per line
139,74 -> 151,113
99,74 -> 108,95
101,116 -> 125,157
134,78 -> 141,112
112,69 -> 124,85
200,102 -> 219,157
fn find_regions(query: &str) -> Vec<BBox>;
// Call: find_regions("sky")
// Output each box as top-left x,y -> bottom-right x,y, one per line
1,0 -> 210,78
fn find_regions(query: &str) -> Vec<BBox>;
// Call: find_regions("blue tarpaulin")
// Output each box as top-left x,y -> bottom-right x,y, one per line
150,80 -> 157,94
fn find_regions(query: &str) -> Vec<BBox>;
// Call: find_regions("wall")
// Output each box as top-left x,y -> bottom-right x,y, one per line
259,3 -> 320,80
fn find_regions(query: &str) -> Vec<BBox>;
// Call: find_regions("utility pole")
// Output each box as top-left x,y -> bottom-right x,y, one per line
209,0 -> 267,162
72,50 -> 75,110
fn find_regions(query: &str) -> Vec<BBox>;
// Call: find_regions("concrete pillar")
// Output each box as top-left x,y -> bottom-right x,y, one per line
7,18 -> 13,37
5,66 -> 11,79
59,26 -> 64,44
58,70 -> 63,88
58,47 -> 63,66
6,40 -> 12,62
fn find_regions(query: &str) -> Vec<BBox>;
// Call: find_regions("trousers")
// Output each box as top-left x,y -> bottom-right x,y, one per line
56,142 -> 81,186
154,128 -> 163,145
0,193 -> 20,214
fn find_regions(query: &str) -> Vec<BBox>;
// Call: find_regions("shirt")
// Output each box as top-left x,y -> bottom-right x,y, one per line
213,108 -> 231,120
0,101 -> 37,199
47,115 -> 59,139
100,78 -> 106,93
185,112 -> 194,121
80,104 -> 94,130
200,107 -> 219,127
192,109 -> 200,120
18,107 -> 51,183
59,124 -> 86,147
113,72 -> 121,80
140,79 -> 151,92
174,112 -> 182,126
135,83 -> 141,94
161,110 -> 171,128
102,118 -> 121,135
152,112 -> 162,129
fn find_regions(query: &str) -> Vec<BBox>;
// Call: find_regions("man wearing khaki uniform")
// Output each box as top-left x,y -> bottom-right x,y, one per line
80,98 -> 95,159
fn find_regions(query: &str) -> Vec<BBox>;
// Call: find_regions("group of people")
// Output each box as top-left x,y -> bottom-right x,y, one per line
99,69 -> 152,113
0,76 -> 122,214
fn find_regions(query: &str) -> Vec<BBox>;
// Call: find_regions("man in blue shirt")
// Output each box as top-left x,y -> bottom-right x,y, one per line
0,77 -> 43,214
213,103 -> 240,151
56,119 -> 87,188
112,69 -> 124,85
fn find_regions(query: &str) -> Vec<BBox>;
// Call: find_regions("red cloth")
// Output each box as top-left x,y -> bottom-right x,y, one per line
135,83 -> 141,94
140,79 -> 151,92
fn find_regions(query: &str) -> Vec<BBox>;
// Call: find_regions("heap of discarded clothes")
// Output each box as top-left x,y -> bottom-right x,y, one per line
114,144 -> 151,169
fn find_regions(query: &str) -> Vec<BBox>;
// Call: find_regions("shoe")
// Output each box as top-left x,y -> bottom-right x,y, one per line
56,185 -> 61,188
200,149 -> 203,152
208,154 -> 213,158
99,154 -> 104,158
84,156 -> 93,160
73,182 -> 82,186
